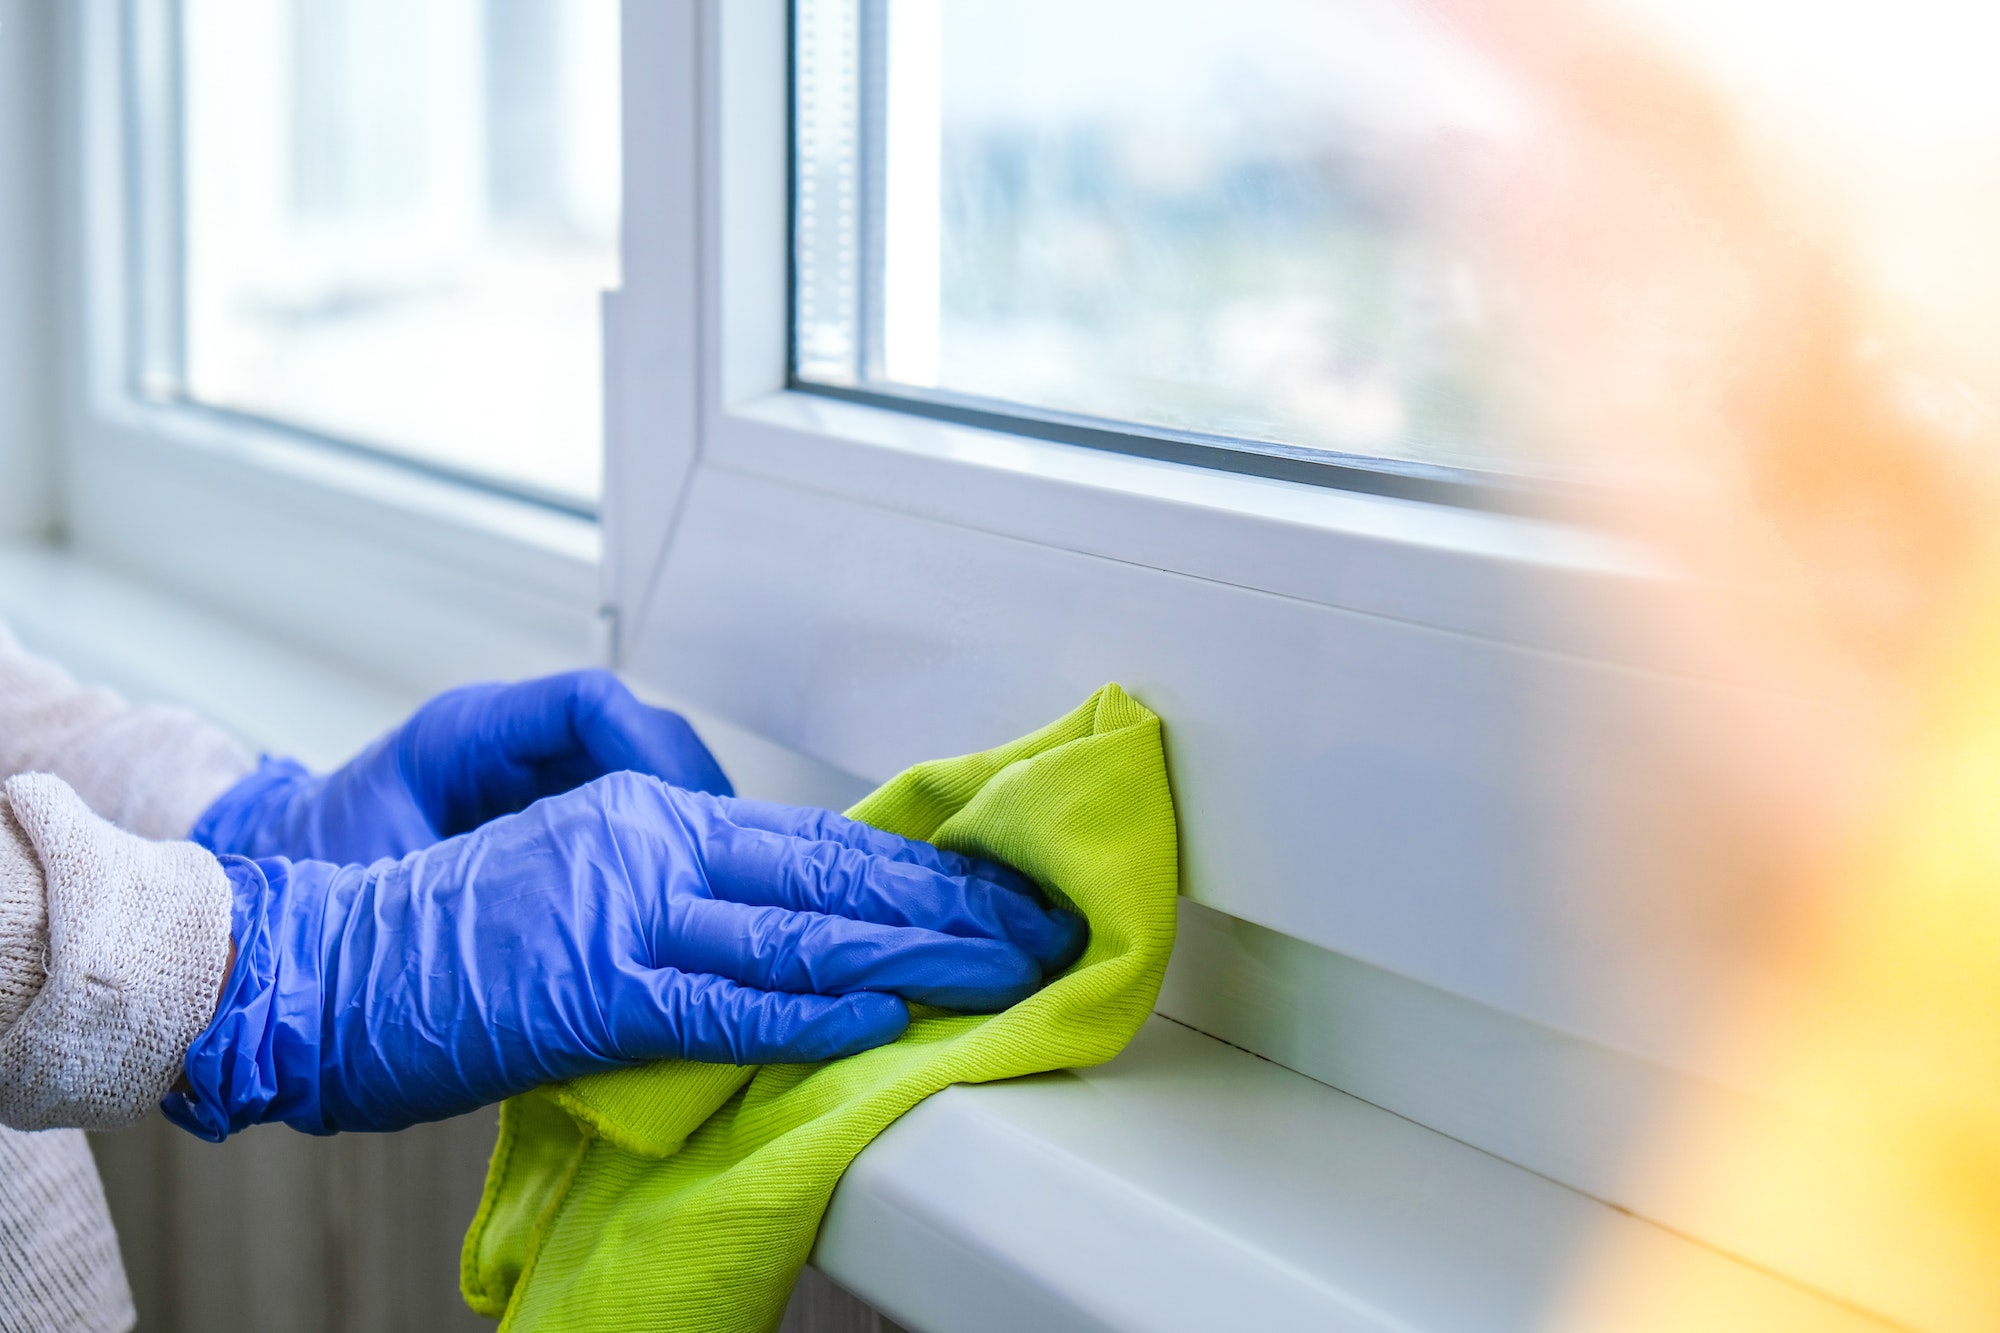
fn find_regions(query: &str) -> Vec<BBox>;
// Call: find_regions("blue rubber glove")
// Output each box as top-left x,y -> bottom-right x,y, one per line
164,772 -> 1087,1140
191,669 -> 732,865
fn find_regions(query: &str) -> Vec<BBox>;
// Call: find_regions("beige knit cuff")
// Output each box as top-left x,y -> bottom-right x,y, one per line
0,773 -> 235,1131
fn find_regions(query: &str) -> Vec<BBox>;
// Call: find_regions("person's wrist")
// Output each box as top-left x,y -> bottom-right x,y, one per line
169,935 -> 236,1098
162,855 -> 331,1141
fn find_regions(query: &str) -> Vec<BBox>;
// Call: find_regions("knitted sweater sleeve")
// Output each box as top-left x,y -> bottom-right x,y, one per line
0,620 -> 252,1333
0,773 -> 235,1130
0,777 -> 229,1332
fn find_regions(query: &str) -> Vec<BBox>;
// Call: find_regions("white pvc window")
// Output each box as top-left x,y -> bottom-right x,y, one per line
791,0 -> 1535,492
129,0 -> 620,511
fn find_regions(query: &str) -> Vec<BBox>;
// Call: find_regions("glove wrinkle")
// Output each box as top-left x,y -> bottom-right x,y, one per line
170,768 -> 1052,1137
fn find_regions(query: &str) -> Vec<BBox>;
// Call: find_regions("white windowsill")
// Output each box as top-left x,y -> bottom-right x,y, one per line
817,1017 -> 1884,1333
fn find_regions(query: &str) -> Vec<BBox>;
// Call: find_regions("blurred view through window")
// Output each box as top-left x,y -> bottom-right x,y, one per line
793,0 -> 1536,480
153,0 -> 618,508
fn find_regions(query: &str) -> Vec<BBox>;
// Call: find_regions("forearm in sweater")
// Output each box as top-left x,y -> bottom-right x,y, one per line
0,623 -> 252,1333
0,772 -> 228,1330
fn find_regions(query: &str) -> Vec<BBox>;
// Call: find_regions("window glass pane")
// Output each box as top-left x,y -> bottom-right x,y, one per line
793,0 -> 1534,477
176,0 -> 619,506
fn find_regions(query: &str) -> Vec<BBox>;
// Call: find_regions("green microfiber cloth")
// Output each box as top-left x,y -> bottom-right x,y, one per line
460,683 -> 1181,1332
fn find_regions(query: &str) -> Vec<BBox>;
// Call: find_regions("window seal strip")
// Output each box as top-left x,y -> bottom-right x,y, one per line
790,377 -> 1586,518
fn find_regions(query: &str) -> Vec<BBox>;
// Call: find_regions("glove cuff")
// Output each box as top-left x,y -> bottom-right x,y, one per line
163,855 -> 333,1141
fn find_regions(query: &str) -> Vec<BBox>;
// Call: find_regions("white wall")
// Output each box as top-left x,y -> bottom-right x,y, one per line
0,0 -> 54,538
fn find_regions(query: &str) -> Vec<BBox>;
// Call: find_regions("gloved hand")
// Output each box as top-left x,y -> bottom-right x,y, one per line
165,772 -> 1087,1140
191,669 -> 732,865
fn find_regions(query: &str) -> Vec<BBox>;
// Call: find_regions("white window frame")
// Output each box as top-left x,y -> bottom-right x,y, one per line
618,1 -> 1660,658
55,0 -> 603,696
616,0 -> 1741,1058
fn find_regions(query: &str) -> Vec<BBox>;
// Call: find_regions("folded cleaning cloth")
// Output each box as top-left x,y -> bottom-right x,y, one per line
460,683 -> 1181,1332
